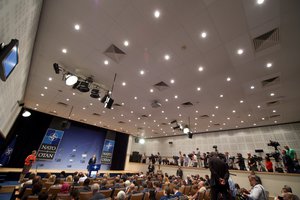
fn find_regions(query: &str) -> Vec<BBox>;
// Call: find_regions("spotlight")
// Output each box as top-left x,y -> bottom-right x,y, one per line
104,96 -> 114,109
101,94 -> 109,103
65,74 -> 78,86
53,63 -> 60,74
139,138 -> 145,144
22,110 -> 31,117
90,88 -> 100,98
73,81 -> 90,92
183,127 -> 190,134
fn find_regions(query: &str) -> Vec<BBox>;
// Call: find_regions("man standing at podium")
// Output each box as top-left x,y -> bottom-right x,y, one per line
88,154 -> 97,175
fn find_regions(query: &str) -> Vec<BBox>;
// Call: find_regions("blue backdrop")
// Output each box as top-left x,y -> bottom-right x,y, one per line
34,123 -> 106,170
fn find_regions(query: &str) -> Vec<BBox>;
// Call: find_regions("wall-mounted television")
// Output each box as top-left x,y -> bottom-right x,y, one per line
0,39 -> 19,81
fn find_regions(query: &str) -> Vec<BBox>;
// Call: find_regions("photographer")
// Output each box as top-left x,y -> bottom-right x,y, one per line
247,153 -> 258,171
265,156 -> 273,172
281,149 -> 294,173
242,175 -> 267,200
236,153 -> 246,170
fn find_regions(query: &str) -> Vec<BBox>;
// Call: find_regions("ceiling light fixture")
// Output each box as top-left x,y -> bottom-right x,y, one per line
22,109 -> 31,117
257,0 -> 264,4
237,49 -> 244,55
74,24 -> 80,30
154,10 -> 160,18
226,77 -> 231,82
123,40 -> 129,47
170,79 -> 175,84
62,48 -> 67,54
266,63 -> 272,68
65,74 -> 78,86
201,32 -> 207,38
140,70 -> 145,75
104,60 -> 109,65
198,66 -> 204,71
164,54 -> 170,60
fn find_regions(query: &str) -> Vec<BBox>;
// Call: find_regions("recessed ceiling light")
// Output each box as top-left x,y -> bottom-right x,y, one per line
196,110 -> 199,113
266,63 -> 272,68
223,123 -> 226,126
241,120 -> 244,123
122,82 -> 126,86
210,120 -> 212,123
41,93 -> 44,96
219,94 -> 223,98
257,0 -> 264,4
227,117 -> 230,120
212,114 -> 215,117
270,93 -> 275,96
62,48 -> 67,54
237,49 -> 244,55
36,104 -> 39,106
253,123 -> 257,126
165,99 -> 168,102
34,107 -> 37,110
248,114 -> 251,117
240,100 -> 244,103
257,105 -> 261,108
195,117 -> 198,120
201,32 -> 207,38
197,87 -> 201,91
121,102 -> 125,106
134,96 -> 137,100
140,70 -> 145,75
274,120 -> 277,123
174,95 -> 178,99
262,117 -> 265,120
83,107 -> 86,110
90,103 -> 93,106
74,24 -> 80,30
44,86 -> 48,90
66,98 -> 69,101
48,77 -> 52,81
148,114 -> 151,117
179,114 -> 182,117
142,107 -> 145,110
72,92 -> 76,95
250,85 -> 255,89
177,106 -> 180,109
232,110 -> 236,113
153,120 -> 156,122
198,66 -> 204,71
123,40 -> 129,47
273,110 -> 276,113
150,89 -> 154,93
215,106 -> 219,109
236,126 -> 239,128
161,110 -> 164,113
131,111 -> 133,113
165,117 -> 168,120
164,54 -> 170,60
104,60 -> 109,65
226,77 -> 231,82
170,79 -> 175,84
154,10 -> 160,18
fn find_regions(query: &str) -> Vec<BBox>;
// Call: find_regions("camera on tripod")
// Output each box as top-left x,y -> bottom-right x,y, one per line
267,140 -> 280,149
252,155 -> 263,162
213,145 -> 218,152
266,152 -> 281,162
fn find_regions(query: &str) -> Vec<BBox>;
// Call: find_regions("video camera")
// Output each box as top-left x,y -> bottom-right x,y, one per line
267,140 -> 280,149
252,155 -> 263,162
266,152 -> 281,162
229,156 -> 235,160
213,145 -> 218,152
173,156 -> 179,161
188,153 -> 194,159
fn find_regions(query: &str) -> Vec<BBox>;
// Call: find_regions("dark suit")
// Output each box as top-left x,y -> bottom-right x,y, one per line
209,156 -> 230,200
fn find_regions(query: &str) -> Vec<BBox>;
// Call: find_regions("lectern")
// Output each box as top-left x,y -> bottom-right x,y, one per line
88,164 -> 101,178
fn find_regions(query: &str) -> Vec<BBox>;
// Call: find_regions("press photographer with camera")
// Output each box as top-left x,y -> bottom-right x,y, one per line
247,153 -> 258,171
236,153 -> 246,170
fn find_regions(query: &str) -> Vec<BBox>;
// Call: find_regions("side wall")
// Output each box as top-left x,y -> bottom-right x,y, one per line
131,123 -> 300,157
0,0 -> 43,137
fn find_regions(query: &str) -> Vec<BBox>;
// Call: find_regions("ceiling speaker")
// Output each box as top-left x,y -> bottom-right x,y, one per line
169,141 -> 173,144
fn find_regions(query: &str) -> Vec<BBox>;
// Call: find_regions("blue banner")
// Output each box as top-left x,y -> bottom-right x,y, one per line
0,136 -> 16,166
100,139 -> 115,165
37,129 -> 64,160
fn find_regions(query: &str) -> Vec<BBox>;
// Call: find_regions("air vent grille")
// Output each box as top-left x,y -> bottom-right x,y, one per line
200,115 -> 210,119
57,102 -> 68,107
113,103 -> 122,107
261,76 -> 280,88
253,28 -> 279,52
118,121 -> 125,124
266,100 -> 280,107
141,115 -> 148,118
92,113 -> 101,116
153,81 -> 170,91
151,100 -> 162,108
103,44 -> 126,63
213,123 -> 220,126
270,114 -> 280,118
161,123 -> 168,126
181,102 -> 193,107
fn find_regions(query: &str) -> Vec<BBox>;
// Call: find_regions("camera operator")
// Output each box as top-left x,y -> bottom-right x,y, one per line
281,149 -> 295,173
247,153 -> 258,171
157,152 -> 162,165
149,154 -> 156,164
183,154 -> 189,167
179,151 -> 184,166
284,145 -> 299,171
203,153 -> 209,168
196,148 -> 202,167
236,153 -> 246,170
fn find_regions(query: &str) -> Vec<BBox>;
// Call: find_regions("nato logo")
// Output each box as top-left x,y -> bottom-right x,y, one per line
103,140 -> 115,153
43,129 -> 64,145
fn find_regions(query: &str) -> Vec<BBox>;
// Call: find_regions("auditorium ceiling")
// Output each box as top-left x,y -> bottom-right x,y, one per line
24,0 -> 300,138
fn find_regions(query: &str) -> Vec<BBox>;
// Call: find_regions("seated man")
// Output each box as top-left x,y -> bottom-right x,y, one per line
90,183 -> 106,200
243,175 -> 267,200
173,185 -> 183,197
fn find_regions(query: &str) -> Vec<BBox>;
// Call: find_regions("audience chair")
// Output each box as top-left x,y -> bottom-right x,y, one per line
183,185 -> 191,195
130,192 -> 144,200
179,186 -> 185,194
155,190 -> 164,200
100,189 -> 113,198
48,186 -> 61,196
23,188 -> 33,197
79,191 -> 93,200
44,182 -> 54,190
112,187 -> 126,199
56,193 -> 71,200
143,192 -> 149,200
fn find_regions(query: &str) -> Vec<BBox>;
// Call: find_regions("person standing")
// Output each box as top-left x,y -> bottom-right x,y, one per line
179,151 -> 184,166
208,152 -> 230,200
176,166 -> 183,179
88,154 -> 97,175
196,148 -> 202,167
19,150 -> 37,183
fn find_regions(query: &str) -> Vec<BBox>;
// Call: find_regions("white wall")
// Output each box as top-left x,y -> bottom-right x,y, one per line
131,123 -> 300,158
0,0 -> 43,137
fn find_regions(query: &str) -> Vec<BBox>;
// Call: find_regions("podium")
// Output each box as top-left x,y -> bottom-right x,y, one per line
88,164 -> 101,178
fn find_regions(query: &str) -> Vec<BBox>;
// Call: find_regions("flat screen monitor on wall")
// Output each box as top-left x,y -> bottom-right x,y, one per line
0,39 -> 19,81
